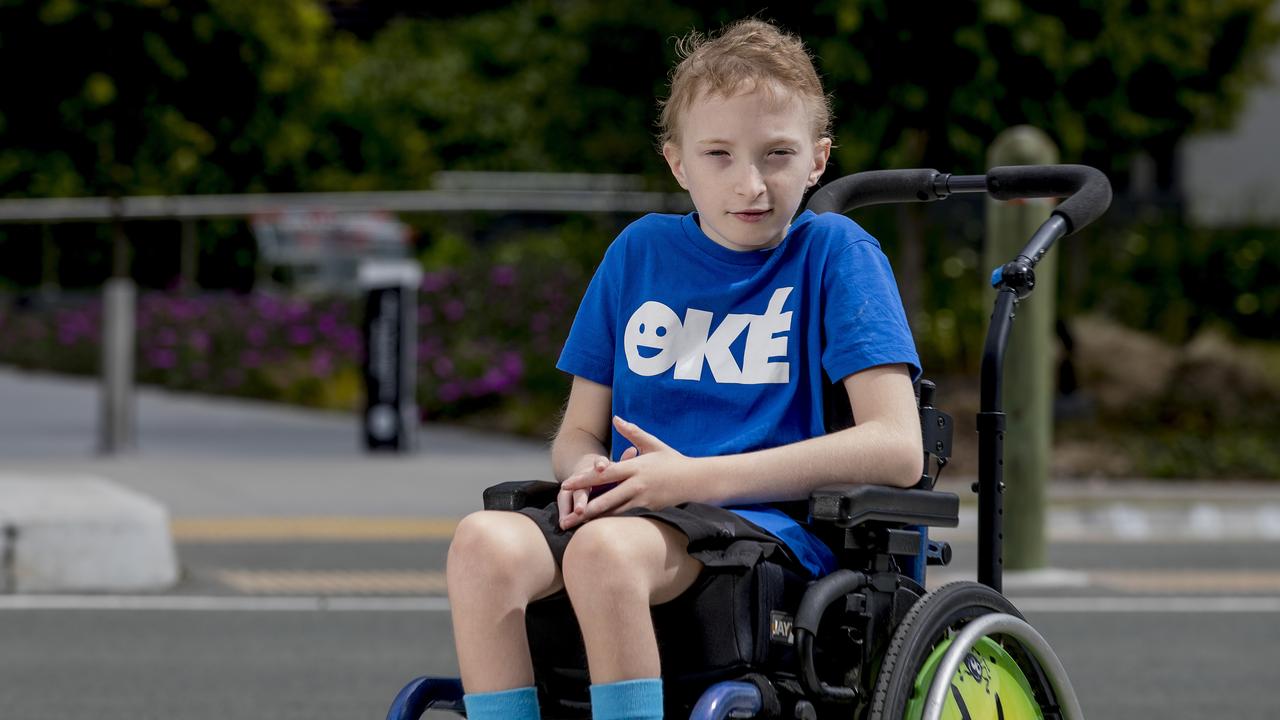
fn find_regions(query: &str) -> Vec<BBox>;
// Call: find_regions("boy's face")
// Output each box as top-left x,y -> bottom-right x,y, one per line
663,85 -> 831,252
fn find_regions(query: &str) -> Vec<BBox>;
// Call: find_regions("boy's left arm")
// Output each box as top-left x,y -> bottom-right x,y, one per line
563,364 -> 922,519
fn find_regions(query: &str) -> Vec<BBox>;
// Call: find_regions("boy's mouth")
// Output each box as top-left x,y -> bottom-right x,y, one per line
731,209 -> 772,223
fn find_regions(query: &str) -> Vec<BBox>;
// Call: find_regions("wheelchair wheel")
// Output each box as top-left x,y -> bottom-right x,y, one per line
868,582 -> 1047,720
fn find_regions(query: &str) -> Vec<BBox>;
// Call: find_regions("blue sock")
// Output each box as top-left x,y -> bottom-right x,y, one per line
589,678 -> 663,720
462,685 -> 540,720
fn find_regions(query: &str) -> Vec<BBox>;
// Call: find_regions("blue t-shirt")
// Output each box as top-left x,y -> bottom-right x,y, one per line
556,209 -> 920,576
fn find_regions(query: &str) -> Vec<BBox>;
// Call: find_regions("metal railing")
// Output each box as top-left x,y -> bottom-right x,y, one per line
0,181 -> 692,454
0,188 -> 691,223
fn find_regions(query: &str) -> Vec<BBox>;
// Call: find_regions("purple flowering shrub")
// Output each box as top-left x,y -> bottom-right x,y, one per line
0,255 -> 585,433
0,295 -> 102,375
0,291 -> 366,407
415,257 -> 583,431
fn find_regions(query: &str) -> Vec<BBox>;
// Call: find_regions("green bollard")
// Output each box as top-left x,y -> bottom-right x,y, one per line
984,127 -> 1059,572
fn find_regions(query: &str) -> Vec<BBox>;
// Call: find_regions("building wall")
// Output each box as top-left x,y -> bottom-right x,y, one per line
1179,36 -> 1280,226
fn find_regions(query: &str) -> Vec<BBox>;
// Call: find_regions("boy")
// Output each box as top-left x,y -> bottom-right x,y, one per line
446,18 -> 922,720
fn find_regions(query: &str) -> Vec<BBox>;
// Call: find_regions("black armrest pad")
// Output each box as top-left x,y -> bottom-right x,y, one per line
809,484 -> 960,529
483,480 -> 560,512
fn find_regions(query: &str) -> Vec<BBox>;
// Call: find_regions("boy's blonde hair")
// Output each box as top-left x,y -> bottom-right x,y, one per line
658,19 -> 833,148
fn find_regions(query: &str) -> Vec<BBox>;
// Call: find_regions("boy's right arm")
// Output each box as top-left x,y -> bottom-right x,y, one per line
551,376 -> 614,528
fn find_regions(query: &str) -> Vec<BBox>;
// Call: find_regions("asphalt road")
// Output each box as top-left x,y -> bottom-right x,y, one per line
2,537 -> 1278,719
1,604 -> 1274,719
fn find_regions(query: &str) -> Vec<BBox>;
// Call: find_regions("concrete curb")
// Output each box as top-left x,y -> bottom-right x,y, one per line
0,475 -> 178,593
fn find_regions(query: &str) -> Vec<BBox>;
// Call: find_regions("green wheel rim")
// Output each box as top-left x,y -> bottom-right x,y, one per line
903,635 -> 1044,720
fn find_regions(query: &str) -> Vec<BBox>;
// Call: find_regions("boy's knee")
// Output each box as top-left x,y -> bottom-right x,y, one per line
447,511 -> 543,580
561,519 -> 647,594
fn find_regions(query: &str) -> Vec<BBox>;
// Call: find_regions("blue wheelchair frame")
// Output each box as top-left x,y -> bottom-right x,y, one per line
388,165 -> 1110,720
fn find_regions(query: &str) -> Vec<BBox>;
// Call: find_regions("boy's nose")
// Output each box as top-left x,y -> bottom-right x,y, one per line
734,163 -> 766,198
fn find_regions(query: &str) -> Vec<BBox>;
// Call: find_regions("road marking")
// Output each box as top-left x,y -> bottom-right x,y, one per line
172,511 -> 1280,544
172,517 -> 458,542
2,594 -> 1280,614
1016,596 -> 1280,613
210,567 -> 1279,597
217,570 -> 448,594
0,595 -> 452,612
932,569 -> 1280,593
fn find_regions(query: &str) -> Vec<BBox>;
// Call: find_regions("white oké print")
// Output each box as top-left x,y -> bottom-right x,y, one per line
623,287 -> 793,384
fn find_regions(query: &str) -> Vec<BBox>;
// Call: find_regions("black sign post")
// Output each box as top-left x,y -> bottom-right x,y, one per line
359,260 -> 422,452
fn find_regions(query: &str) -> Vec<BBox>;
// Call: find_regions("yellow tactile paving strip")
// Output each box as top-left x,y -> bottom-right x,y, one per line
217,570 -> 449,595
171,517 -> 459,542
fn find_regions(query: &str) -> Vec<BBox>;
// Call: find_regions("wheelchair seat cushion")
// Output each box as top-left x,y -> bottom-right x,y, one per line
515,501 -> 808,573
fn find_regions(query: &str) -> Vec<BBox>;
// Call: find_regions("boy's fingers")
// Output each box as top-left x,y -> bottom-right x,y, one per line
582,481 -> 637,519
566,456 -> 606,483
595,462 -> 628,484
562,469 -> 623,491
562,465 -> 598,490
618,446 -> 639,461
613,416 -> 665,452
563,488 -> 590,529
557,490 -> 572,528
560,489 -> 589,530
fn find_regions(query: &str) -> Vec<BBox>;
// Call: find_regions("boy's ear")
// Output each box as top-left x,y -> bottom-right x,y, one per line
662,142 -> 690,190
807,137 -> 832,188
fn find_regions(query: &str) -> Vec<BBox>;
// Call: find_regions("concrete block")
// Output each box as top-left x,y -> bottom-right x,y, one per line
0,475 -> 177,593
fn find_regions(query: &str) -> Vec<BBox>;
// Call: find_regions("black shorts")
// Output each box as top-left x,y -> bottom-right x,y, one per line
516,501 -> 805,573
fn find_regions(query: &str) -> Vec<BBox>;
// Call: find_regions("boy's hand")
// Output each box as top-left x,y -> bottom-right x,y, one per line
559,417 -> 704,521
558,454 -> 609,530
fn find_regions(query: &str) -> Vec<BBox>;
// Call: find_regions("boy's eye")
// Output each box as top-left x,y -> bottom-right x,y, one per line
705,150 -> 729,157
769,149 -> 795,157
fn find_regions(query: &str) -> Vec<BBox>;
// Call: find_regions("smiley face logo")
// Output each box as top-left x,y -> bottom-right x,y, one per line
624,301 -> 682,376
964,652 -> 986,683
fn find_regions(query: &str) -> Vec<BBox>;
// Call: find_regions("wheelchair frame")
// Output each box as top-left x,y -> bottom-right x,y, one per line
388,164 -> 1111,720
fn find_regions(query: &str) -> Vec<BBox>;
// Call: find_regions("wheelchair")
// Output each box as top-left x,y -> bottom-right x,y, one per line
388,165 -> 1110,720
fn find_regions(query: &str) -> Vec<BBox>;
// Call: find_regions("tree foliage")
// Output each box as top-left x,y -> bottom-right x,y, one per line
319,2 -> 700,186
0,0 -> 358,198
2,1 -> 1276,197
328,0 -> 1280,188
805,0 -> 1280,183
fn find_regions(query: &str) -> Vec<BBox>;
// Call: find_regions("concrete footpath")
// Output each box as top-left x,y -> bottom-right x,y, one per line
2,367 -> 1279,591
0,368 -> 551,520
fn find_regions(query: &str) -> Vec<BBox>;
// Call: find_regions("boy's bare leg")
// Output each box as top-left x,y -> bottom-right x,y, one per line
562,517 -> 703,683
447,511 -> 564,693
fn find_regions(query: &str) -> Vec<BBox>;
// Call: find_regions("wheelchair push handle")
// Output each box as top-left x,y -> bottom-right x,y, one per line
987,164 -> 1111,236
805,164 -> 1111,301
805,164 -> 1111,236
804,169 -> 954,214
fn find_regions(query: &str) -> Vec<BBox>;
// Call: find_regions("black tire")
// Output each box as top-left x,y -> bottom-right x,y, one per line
867,581 -> 1029,719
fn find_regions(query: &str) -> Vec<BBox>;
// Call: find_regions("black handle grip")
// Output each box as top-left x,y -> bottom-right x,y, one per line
805,169 -> 944,215
986,164 -> 1112,235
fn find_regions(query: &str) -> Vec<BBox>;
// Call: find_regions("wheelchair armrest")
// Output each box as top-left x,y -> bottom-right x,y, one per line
808,484 -> 960,529
482,480 -> 560,511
